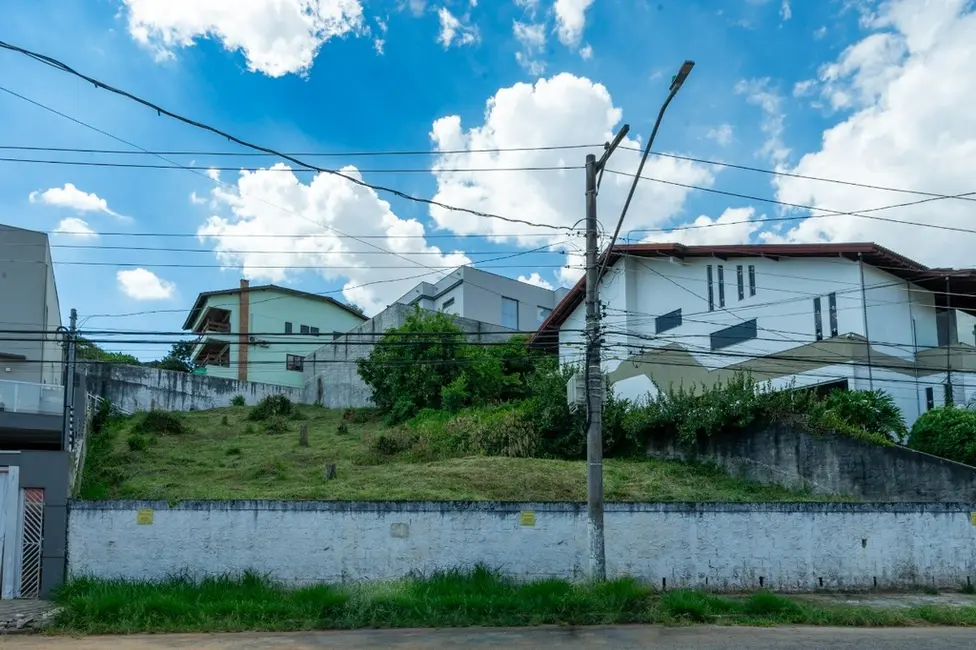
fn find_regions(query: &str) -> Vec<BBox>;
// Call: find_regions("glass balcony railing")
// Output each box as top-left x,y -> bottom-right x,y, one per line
0,380 -> 64,416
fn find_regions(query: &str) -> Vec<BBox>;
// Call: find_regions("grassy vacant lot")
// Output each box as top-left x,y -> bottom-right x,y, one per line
53,569 -> 976,634
80,404 -> 831,502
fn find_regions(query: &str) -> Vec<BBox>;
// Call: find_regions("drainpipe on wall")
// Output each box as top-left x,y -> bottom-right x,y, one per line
945,275 -> 952,405
858,253 -> 874,390
907,281 -> 921,418
238,278 -> 250,382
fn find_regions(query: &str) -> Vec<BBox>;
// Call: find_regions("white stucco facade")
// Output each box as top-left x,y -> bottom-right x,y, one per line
68,501 -> 976,591
556,246 -> 976,427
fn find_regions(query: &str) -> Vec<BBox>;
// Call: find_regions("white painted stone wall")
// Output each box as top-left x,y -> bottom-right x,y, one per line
68,501 -> 976,591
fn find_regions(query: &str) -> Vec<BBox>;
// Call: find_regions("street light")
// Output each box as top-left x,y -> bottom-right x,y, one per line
598,60 -> 696,281
584,60 -> 695,582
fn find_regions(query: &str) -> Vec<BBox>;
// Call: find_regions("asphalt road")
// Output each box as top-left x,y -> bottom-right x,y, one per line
5,627 -> 976,649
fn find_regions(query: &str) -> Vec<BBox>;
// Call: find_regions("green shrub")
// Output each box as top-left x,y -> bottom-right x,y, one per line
822,389 -> 907,442
908,407 -> 976,466
132,410 -> 187,436
230,395 -> 247,407
126,435 -> 150,452
371,430 -> 417,456
264,415 -> 289,435
248,394 -> 293,421
445,403 -> 542,458
220,415 -> 229,426
342,408 -> 378,424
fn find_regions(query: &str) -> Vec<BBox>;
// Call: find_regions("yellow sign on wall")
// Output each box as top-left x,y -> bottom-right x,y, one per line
519,511 -> 536,527
971,512 -> 976,526
137,509 -> 154,525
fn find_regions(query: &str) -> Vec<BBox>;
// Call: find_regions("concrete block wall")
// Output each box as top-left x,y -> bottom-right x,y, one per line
84,364 -> 303,413
647,425 -> 976,502
68,500 -> 976,592
301,304 -> 514,408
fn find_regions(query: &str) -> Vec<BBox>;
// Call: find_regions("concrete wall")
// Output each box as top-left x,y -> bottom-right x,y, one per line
646,425 -> 976,501
67,500 -> 976,591
302,303 -> 514,408
83,363 -> 302,413
0,451 -> 70,597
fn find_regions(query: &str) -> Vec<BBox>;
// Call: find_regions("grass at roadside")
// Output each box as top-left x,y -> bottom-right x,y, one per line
80,405 -> 833,502
52,568 -> 976,634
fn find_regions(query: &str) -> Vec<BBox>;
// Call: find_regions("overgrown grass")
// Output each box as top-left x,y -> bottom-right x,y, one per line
78,405 -> 831,502
51,570 -> 976,634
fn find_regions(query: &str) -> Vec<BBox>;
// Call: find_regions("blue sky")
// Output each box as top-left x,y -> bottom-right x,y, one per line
1,0 -> 974,360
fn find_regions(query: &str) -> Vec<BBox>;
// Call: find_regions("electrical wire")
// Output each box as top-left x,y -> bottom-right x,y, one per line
0,42 -> 574,233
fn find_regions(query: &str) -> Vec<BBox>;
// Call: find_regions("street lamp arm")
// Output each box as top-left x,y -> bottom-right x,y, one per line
596,87 -> 679,280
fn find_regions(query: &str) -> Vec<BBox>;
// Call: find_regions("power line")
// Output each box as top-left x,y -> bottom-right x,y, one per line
609,169 -> 976,236
13,243 -> 567,256
7,143 -> 976,205
0,41 -> 574,233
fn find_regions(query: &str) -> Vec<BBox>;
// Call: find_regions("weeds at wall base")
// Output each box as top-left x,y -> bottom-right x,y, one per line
50,568 -> 976,634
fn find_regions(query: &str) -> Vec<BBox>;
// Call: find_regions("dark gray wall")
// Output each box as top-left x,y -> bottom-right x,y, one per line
646,426 -> 976,502
0,451 -> 69,597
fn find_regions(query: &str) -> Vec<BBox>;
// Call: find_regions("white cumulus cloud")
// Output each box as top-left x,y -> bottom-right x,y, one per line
29,183 -> 129,220
734,77 -> 790,165
772,0 -> 976,267
513,20 -> 546,74
197,164 -> 470,316
554,0 -> 594,46
706,123 -> 734,146
643,207 -> 764,246
427,73 -> 714,285
52,217 -> 98,239
121,0 -> 366,77
437,7 -> 479,48
518,272 -> 554,290
117,268 -> 177,301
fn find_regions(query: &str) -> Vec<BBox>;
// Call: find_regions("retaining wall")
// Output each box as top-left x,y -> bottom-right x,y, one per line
67,500 -> 976,591
83,364 -> 303,413
646,425 -> 976,502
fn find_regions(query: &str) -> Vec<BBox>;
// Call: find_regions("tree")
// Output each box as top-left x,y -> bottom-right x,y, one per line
148,341 -> 197,373
74,337 -> 141,365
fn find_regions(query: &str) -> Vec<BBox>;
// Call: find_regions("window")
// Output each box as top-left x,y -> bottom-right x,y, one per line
944,382 -> 954,406
925,387 -> 935,411
286,354 -> 304,372
736,265 -> 744,301
710,319 -> 758,351
502,297 -> 519,329
813,297 -> 823,341
748,265 -> 756,296
717,265 -> 725,308
706,265 -> 715,312
936,307 -> 958,346
538,306 -> 552,323
655,308 -> 682,334
828,292 -> 838,337
300,325 -> 310,335
284,322 -> 293,334
310,327 -> 320,336
441,297 -> 455,311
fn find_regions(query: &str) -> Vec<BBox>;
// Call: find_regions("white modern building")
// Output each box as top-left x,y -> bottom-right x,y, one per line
396,266 -> 567,333
536,243 -> 976,428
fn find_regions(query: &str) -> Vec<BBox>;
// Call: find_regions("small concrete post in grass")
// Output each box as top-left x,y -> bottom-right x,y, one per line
325,463 -> 337,480
299,423 -> 309,447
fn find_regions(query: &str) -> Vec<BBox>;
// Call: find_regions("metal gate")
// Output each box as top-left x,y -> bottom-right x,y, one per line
18,489 -> 44,599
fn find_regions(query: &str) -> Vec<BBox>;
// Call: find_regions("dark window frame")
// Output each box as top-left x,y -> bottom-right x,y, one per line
748,265 -> 756,296
813,297 -> 823,341
300,324 -> 310,335
710,319 -> 758,351
706,265 -> 714,312
284,322 -> 293,334
925,387 -> 935,411
828,292 -> 838,337
736,265 -> 744,301
442,297 -> 455,310
717,265 -> 725,308
655,308 -> 682,334
310,326 -> 320,336
286,354 -> 304,372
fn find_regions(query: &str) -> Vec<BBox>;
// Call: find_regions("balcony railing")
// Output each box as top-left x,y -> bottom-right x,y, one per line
199,321 -> 231,334
0,380 -> 64,416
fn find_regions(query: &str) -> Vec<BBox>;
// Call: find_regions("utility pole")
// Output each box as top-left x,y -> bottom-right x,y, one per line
584,60 -> 695,582
62,308 -> 77,451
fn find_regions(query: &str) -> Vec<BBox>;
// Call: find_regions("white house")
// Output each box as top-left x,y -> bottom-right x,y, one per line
183,280 -> 367,388
536,243 -> 976,428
